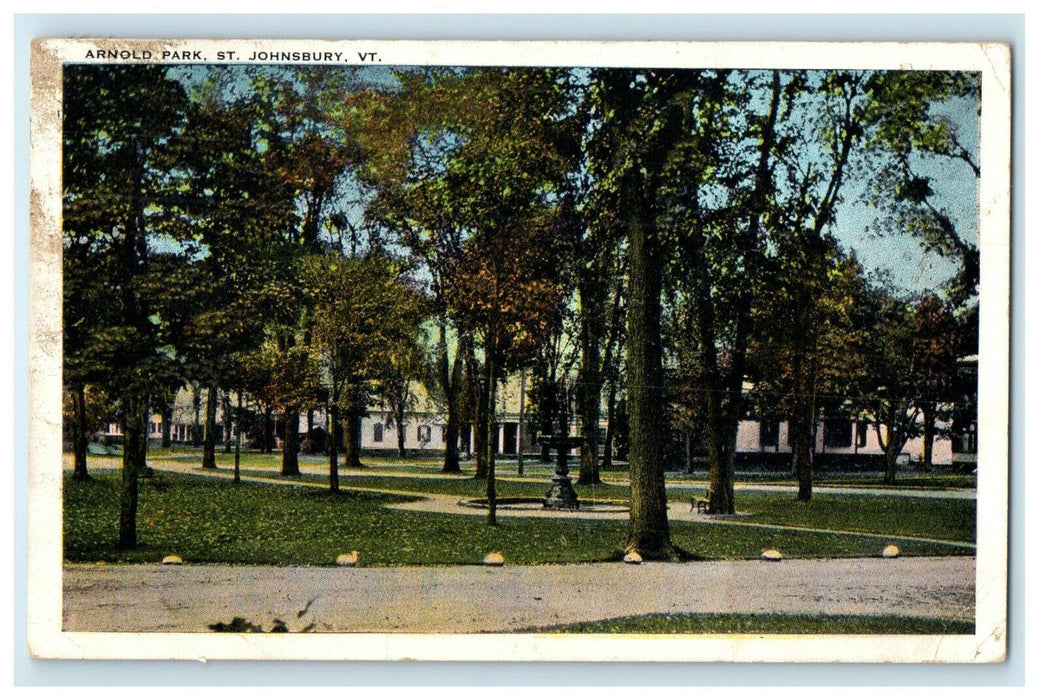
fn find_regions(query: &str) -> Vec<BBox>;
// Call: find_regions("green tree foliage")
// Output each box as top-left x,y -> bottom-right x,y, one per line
749,243 -> 868,500
303,252 -> 423,492
63,64 -> 191,548
354,69 -> 475,474
908,294 -> 963,470
853,290 -> 960,483
660,70 -> 871,513
374,332 -> 430,459
863,71 -> 980,306
171,88 -> 303,470
362,67 -> 575,523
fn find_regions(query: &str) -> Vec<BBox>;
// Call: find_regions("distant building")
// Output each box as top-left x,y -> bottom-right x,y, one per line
100,366 -> 974,469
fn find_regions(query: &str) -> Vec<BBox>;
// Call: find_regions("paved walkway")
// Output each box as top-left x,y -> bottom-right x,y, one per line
63,556 -> 975,634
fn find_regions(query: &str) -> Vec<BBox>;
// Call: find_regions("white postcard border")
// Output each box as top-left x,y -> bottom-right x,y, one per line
27,38 -> 1012,663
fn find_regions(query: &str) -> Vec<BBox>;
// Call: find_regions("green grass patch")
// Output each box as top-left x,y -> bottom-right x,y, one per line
63,472 -> 630,566
667,519 -> 969,558
730,492 -> 975,544
64,471 -> 971,566
229,467 -> 974,544
525,613 -> 975,635
743,475 -> 977,490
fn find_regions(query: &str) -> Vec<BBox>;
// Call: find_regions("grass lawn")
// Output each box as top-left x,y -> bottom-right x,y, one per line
63,469 -> 974,566
744,474 -> 977,490
525,613 -> 974,635
228,466 -> 974,544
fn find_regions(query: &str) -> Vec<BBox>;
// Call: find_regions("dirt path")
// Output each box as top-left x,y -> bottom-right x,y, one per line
63,556 -> 974,634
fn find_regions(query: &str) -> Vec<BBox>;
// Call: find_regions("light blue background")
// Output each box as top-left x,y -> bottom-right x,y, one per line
13,12 -> 1025,687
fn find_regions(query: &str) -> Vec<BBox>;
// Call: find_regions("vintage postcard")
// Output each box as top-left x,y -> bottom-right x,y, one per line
27,38 -> 1010,662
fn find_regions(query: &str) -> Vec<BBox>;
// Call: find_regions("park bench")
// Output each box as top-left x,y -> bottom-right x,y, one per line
690,496 -> 710,513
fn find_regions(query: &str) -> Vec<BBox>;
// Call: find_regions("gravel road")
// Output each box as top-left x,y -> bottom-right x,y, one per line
63,556 -> 975,634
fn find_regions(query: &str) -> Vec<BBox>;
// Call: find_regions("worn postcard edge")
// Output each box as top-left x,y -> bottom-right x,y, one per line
26,38 -> 1012,663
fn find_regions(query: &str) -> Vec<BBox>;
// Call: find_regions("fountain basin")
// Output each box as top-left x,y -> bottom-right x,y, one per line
457,497 -> 629,513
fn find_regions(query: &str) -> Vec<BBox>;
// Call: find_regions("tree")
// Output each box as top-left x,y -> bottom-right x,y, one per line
63,223 -> 118,480
247,66 -> 368,475
863,71 -> 980,306
375,334 -> 429,459
61,384 -> 111,480
527,304 -> 578,467
387,68 -> 576,524
586,69 -> 702,558
854,289 -> 955,484
749,243 -> 867,500
304,252 -> 423,492
355,72 -> 473,474
908,294 -> 962,469
445,216 -> 570,523
63,64 -> 191,549
171,89 -> 300,472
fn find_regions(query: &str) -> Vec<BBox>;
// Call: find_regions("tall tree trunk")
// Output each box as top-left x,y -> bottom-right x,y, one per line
876,407 -> 900,485
201,385 -> 218,469
263,407 -> 273,454
517,369 -> 527,477
116,138 -> 149,549
282,406 -> 301,476
473,372 -> 490,480
306,408 -> 315,453
792,349 -> 816,502
920,401 -> 936,470
222,393 -> 232,454
345,395 -> 363,468
624,207 -> 675,560
599,275 -> 626,472
233,393 -> 242,485
192,385 -> 202,447
443,408 -> 461,474
438,322 -> 463,474
576,311 -> 603,485
395,401 -> 407,458
704,417 -> 735,515
71,385 -> 90,481
884,439 -> 899,485
460,424 -> 472,459
328,402 -> 340,493
706,72 -> 781,515
793,404 -> 815,502
161,398 -> 173,449
601,376 -> 618,470
485,341 -> 499,526
118,394 -> 148,550
581,272 -> 606,485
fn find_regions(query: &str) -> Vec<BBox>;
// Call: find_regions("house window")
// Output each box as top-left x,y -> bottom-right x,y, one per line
824,419 -> 852,448
417,425 -> 431,443
760,420 -> 779,448
373,423 -> 384,443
